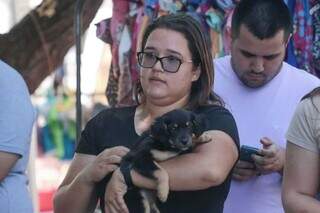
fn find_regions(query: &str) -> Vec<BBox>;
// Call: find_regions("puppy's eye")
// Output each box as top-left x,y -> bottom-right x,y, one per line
169,124 -> 178,132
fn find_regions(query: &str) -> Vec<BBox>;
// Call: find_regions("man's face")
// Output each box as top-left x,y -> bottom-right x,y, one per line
231,25 -> 288,88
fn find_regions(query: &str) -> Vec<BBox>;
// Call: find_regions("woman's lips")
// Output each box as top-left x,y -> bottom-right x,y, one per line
149,77 -> 166,83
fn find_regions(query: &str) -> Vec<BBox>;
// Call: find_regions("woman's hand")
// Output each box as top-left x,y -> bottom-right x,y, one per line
105,169 -> 129,213
80,146 -> 129,185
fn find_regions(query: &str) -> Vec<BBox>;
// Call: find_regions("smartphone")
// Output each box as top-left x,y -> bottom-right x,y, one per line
239,145 -> 262,163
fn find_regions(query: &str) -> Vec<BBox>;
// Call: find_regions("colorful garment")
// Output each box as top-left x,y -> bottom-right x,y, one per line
292,0 -> 313,73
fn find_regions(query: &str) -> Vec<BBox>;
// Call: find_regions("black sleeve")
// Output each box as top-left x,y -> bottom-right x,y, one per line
75,106 -> 136,156
200,106 -> 240,152
76,109 -> 112,155
75,118 -> 96,155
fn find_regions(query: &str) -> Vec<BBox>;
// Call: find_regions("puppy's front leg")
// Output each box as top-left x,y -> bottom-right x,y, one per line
140,190 -> 160,213
151,149 -> 178,161
193,132 -> 211,145
153,161 -> 169,203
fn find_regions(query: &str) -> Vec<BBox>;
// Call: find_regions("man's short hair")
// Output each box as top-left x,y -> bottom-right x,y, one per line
231,0 -> 293,41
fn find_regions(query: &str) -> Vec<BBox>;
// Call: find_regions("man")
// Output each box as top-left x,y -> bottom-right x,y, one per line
213,0 -> 320,212
0,60 -> 35,213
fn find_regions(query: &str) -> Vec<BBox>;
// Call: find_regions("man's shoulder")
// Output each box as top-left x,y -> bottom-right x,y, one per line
282,62 -> 320,84
213,55 -> 231,66
0,60 -> 28,92
0,60 -> 22,79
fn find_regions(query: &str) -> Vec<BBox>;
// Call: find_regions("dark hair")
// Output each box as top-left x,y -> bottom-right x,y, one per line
231,0 -> 293,41
300,87 -> 320,112
134,13 -> 223,110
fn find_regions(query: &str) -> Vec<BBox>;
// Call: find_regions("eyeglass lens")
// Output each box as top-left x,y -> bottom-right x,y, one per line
138,52 -> 181,73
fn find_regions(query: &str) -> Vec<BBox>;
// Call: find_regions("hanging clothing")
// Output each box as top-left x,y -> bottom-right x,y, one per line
97,0 -> 319,107
292,0 -> 313,73
310,1 -> 320,76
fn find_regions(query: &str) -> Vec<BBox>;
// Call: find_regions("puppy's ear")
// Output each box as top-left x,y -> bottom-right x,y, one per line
191,113 -> 206,137
151,116 -> 168,137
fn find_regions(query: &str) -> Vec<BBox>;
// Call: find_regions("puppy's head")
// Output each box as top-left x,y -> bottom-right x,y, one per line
150,109 -> 206,151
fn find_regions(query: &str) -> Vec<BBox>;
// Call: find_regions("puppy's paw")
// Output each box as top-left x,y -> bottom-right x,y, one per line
157,183 -> 169,202
153,164 -> 169,202
193,132 -> 211,144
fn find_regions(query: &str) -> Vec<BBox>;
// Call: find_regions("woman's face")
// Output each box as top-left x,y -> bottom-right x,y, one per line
140,28 -> 200,106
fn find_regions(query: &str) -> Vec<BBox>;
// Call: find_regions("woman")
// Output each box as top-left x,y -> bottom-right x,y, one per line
54,13 -> 239,213
282,87 -> 320,212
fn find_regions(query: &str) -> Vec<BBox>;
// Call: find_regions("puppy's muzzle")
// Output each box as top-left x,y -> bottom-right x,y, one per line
170,136 -> 193,151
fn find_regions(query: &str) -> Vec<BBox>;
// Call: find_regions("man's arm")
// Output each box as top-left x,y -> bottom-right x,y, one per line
0,151 -> 19,182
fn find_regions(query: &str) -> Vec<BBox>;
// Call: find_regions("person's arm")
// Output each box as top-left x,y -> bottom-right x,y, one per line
53,154 -> 98,213
105,130 -> 238,213
54,146 -> 129,213
131,129 -> 238,190
282,142 -> 320,213
0,151 -> 19,182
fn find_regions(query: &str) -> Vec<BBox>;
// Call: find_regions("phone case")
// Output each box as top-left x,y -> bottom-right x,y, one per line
240,145 -> 260,163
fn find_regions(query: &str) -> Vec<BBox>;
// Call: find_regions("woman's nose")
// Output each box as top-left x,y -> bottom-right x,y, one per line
152,59 -> 165,72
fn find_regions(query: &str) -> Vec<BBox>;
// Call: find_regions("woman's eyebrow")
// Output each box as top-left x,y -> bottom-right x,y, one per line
166,49 -> 183,57
144,46 -> 156,51
143,47 -> 183,57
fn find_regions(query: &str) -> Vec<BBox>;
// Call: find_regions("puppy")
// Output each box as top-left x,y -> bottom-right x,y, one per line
120,109 -> 209,213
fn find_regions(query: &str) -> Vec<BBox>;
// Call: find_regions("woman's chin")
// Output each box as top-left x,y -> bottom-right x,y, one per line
145,89 -> 168,98
148,93 -> 167,101
145,92 -> 171,104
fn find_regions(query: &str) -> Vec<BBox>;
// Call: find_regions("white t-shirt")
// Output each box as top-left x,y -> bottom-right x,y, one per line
214,56 -> 320,213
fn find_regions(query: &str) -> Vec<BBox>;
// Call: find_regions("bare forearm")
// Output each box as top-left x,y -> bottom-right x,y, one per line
132,153 -> 227,191
0,152 -> 19,182
277,147 -> 285,176
132,131 -> 237,191
53,174 -> 98,213
284,192 -> 320,213
163,152 -> 223,190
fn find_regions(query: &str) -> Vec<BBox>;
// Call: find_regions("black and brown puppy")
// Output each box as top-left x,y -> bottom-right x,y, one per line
120,109 -> 208,213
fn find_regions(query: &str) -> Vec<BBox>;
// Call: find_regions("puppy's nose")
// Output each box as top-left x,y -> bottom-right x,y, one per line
181,137 -> 189,145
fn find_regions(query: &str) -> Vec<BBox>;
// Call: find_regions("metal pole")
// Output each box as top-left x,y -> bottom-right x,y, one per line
75,0 -> 86,145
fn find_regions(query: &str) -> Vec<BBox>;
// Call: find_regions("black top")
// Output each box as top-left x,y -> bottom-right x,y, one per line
76,105 -> 240,213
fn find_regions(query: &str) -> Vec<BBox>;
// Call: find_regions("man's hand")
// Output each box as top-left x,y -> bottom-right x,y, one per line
105,169 -> 129,213
252,137 -> 285,175
232,160 -> 260,181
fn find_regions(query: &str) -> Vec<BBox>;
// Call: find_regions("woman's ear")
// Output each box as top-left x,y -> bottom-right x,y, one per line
192,67 -> 201,82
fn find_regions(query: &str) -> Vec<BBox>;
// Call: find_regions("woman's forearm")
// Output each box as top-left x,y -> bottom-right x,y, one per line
53,173 -> 98,213
130,155 -> 213,191
131,132 -> 238,191
131,152 -> 227,191
283,192 -> 320,213
161,152 -> 226,190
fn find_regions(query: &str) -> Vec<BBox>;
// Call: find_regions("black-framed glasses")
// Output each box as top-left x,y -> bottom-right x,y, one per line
137,51 -> 193,73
